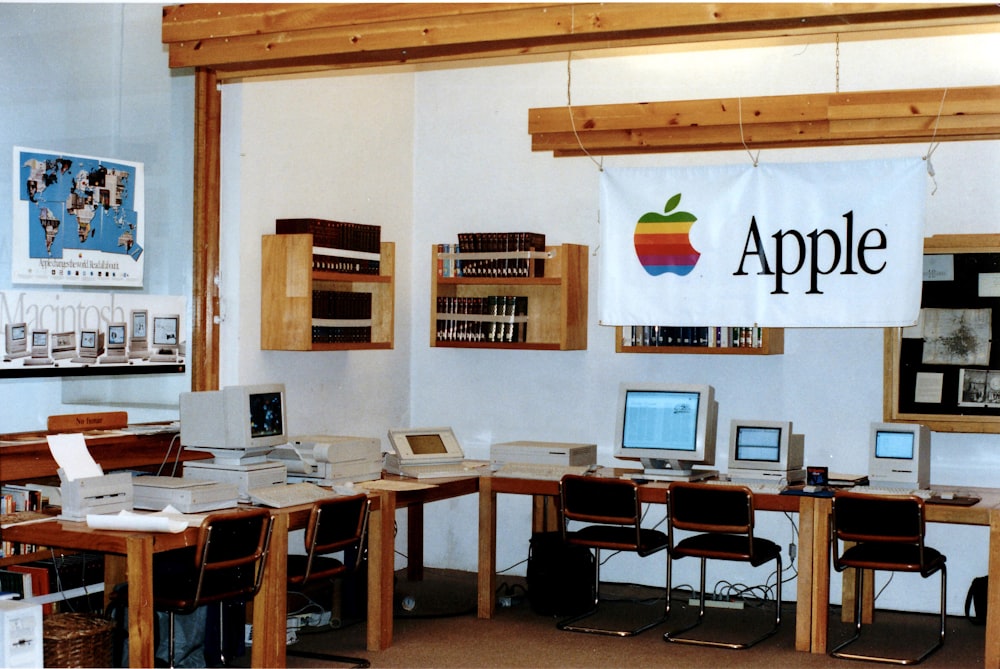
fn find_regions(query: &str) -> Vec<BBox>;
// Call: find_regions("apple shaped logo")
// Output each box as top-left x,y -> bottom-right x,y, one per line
633,193 -> 700,276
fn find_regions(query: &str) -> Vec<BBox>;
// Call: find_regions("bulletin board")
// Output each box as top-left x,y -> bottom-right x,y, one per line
884,234 -> 1000,433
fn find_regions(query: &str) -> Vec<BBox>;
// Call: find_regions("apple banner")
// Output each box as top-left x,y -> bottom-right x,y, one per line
598,158 -> 926,327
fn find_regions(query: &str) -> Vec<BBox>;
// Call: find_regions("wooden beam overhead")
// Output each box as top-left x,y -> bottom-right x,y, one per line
162,3 -> 1000,80
528,85 -> 1000,155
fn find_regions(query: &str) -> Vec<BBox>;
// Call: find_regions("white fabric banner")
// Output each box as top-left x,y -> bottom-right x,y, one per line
598,159 -> 926,327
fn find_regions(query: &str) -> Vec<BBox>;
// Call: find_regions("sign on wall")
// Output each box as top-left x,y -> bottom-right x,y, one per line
598,158 -> 927,327
12,147 -> 144,287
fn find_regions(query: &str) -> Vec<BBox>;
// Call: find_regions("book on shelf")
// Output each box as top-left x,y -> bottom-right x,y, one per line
0,569 -> 32,600
621,325 -> 764,349
435,295 -> 528,344
441,233 -> 546,278
7,564 -> 52,613
276,218 -> 381,274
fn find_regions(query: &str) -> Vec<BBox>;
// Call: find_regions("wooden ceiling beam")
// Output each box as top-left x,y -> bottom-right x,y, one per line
162,3 -> 1000,80
529,86 -> 1000,155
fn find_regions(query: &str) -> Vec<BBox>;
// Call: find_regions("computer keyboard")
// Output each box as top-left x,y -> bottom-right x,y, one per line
247,482 -> 340,508
853,486 -> 934,499
703,479 -> 787,495
492,462 -> 592,481
396,461 -> 490,480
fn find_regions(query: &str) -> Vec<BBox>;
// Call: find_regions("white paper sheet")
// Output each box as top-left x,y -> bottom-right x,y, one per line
86,509 -> 188,533
46,433 -> 103,481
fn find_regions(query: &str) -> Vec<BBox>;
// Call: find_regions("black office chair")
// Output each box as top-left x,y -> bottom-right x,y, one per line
152,507 -> 273,668
556,474 -> 670,636
286,493 -> 371,668
829,491 -> 947,665
663,481 -> 783,649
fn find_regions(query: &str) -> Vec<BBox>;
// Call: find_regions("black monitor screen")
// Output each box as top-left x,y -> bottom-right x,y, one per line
249,391 -> 284,439
875,430 -> 915,459
621,390 -> 699,452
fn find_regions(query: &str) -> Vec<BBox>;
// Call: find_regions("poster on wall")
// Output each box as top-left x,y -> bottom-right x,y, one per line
11,146 -> 144,287
0,290 -> 184,377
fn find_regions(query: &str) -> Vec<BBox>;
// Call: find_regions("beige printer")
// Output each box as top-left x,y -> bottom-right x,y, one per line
269,435 -> 382,485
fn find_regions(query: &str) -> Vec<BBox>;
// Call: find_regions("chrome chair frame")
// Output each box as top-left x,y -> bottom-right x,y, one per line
829,491 -> 947,665
556,474 -> 670,636
663,481 -> 783,650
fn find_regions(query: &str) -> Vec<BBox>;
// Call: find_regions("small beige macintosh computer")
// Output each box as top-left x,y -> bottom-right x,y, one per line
22,330 -> 53,366
384,427 -> 489,479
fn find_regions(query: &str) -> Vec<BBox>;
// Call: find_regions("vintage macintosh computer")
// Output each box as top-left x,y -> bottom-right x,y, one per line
726,419 -> 806,484
99,322 -> 129,364
4,322 -> 29,361
71,329 -> 102,364
22,330 -> 53,366
614,382 -> 719,481
866,422 -> 931,489
149,313 -> 181,363
50,331 -> 77,360
128,309 -> 148,359
384,427 -> 489,478
180,383 -> 289,499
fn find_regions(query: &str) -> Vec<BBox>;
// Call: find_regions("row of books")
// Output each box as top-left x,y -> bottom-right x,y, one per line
311,325 -> 373,344
620,325 -> 766,348
312,290 -> 372,320
2,485 -> 46,558
438,232 -> 546,278
436,295 -> 528,343
277,217 -> 381,275
0,555 -> 105,613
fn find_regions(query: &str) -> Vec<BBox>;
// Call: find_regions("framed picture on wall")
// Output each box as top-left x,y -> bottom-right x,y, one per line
884,234 -> 1000,433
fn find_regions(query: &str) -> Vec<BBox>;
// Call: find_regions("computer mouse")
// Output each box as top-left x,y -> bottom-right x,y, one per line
940,491 -> 955,500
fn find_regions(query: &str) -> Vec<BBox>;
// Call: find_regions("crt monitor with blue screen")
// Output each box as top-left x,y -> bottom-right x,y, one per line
613,382 -> 718,481
867,422 -> 930,489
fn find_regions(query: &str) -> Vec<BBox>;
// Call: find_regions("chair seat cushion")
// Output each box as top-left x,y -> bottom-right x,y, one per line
838,542 -> 946,575
568,525 -> 668,556
287,554 -> 347,586
674,533 -> 780,567
153,547 -> 259,612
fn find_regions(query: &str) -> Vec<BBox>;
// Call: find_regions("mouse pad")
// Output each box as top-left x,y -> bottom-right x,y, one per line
925,496 -> 980,506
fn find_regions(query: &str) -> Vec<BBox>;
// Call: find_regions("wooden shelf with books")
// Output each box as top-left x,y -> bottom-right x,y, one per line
261,234 -> 395,351
430,243 -> 588,350
615,325 -> 784,355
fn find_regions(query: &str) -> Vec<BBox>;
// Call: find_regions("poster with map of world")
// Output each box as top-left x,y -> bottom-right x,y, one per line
11,146 -> 144,287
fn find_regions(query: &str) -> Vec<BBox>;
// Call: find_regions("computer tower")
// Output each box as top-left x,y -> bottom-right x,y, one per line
0,599 -> 43,668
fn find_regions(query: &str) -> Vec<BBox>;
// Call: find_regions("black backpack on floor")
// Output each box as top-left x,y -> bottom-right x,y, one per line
526,531 -> 596,617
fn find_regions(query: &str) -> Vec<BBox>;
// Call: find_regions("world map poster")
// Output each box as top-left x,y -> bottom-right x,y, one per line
11,146 -> 144,287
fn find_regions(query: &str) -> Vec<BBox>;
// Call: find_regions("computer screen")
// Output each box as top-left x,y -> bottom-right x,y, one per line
868,422 -> 930,488
180,383 -> 290,453
79,329 -> 99,354
131,310 -> 147,341
30,330 -> 49,355
152,314 -> 179,349
51,331 -> 76,358
613,382 -> 717,479
106,323 -> 127,351
727,419 -> 804,480
387,427 -> 464,464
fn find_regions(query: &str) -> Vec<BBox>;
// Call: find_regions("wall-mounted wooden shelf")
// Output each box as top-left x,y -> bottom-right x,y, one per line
261,234 -> 394,351
430,244 -> 588,351
615,325 -> 783,355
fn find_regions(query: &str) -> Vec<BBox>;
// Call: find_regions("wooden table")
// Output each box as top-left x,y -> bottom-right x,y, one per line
807,487 -> 1000,667
477,472 -> 817,653
3,516 -> 201,668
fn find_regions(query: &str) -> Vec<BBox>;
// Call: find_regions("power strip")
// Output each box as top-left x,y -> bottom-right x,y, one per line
687,597 -> 745,609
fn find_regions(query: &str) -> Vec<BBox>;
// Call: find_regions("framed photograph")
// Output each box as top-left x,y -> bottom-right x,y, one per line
884,234 -> 1000,433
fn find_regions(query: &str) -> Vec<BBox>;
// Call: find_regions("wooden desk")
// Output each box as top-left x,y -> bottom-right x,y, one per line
808,488 -> 1000,668
477,473 -> 813,647
0,425 -> 209,484
2,517 -> 200,668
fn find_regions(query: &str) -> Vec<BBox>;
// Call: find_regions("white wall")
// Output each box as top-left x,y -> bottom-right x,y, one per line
0,4 -> 193,430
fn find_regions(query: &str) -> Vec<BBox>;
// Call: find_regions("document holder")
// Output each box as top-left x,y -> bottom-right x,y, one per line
58,469 -> 133,521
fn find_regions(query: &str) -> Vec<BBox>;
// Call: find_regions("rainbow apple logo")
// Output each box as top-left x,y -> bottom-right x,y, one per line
633,193 -> 700,276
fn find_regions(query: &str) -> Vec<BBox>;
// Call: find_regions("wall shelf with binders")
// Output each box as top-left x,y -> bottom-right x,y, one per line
430,244 -> 588,350
615,325 -> 784,355
261,234 -> 395,351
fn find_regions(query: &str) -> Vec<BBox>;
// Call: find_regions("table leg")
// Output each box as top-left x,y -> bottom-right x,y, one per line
407,504 -> 424,581
125,535 -> 154,668
253,511 -> 287,668
367,491 -> 395,651
795,497 -> 815,652
809,496 -> 831,654
478,475 -> 497,619
986,509 -> 1000,669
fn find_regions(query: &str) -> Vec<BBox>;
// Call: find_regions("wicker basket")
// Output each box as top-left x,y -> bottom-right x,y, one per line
43,612 -> 115,668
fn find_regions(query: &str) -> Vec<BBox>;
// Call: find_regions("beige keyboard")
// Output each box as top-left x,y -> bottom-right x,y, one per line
853,486 -> 934,499
703,479 -> 787,494
248,482 -> 339,508
396,461 -> 490,479
492,462 -> 592,481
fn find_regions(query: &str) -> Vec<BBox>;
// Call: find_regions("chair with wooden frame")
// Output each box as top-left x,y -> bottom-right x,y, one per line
556,474 -> 670,636
286,493 -> 371,668
663,481 -> 783,649
829,490 -> 947,665
152,507 -> 273,668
